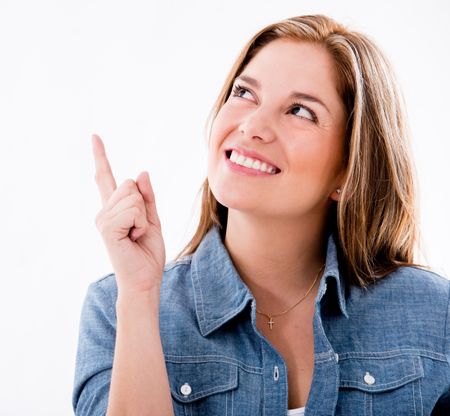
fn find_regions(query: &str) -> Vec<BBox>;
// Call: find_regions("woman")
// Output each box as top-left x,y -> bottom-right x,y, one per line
73,14 -> 450,415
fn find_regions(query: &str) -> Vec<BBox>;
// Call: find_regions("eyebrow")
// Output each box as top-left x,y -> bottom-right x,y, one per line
234,75 -> 331,115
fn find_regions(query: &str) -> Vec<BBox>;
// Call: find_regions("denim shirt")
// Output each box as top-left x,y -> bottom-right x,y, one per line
73,225 -> 450,415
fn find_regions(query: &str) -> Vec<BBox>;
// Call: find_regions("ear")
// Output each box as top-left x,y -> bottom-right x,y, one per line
330,188 -> 342,202
330,168 -> 346,202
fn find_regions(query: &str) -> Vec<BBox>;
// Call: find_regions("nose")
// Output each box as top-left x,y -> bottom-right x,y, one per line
237,107 -> 277,143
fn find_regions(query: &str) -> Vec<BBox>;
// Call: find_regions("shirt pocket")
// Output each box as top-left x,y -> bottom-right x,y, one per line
337,353 -> 424,416
166,358 -> 239,416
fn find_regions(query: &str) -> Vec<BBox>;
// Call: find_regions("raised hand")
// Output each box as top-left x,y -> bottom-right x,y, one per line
92,134 -> 166,296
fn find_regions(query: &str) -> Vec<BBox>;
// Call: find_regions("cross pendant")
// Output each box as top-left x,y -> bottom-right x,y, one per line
268,316 -> 275,330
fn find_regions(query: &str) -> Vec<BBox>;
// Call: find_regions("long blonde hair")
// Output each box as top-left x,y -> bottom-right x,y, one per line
176,14 -> 425,287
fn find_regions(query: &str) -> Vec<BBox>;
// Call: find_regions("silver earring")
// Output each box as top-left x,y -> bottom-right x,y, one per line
336,188 -> 342,194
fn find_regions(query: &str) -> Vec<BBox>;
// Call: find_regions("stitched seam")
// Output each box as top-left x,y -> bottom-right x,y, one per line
190,263 -> 206,332
231,385 -> 234,416
94,272 -> 115,284
412,358 -> 416,415
340,357 -> 423,390
202,296 -> 251,323
225,379 -> 228,415
165,354 -> 263,373
261,337 -> 266,416
164,258 -> 192,272
310,309 -> 334,416
444,281 -> 450,365
338,349 -> 446,362
366,392 -> 372,416
334,356 -> 339,415
418,376 -> 423,416
282,361 -> 287,414
340,368 -> 420,389
176,382 -> 235,401
315,353 -> 336,363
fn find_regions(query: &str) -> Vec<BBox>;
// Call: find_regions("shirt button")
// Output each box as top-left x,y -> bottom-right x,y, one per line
364,372 -> 375,385
180,383 -> 192,396
273,365 -> 280,381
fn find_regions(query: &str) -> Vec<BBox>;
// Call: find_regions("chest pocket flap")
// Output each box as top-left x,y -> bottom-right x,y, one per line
166,359 -> 239,403
339,354 -> 424,393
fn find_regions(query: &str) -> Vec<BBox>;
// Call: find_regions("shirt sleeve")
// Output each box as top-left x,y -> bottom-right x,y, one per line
72,276 -> 117,416
432,279 -> 450,414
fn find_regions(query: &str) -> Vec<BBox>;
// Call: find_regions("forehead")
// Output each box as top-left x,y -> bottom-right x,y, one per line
242,39 -> 341,105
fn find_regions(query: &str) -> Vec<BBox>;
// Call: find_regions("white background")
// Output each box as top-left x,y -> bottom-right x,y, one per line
0,1 -> 449,414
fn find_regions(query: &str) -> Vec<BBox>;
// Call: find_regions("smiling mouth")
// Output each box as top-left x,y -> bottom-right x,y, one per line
225,149 -> 281,174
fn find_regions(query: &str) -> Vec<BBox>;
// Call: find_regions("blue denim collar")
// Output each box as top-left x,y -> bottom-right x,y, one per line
191,225 -> 349,337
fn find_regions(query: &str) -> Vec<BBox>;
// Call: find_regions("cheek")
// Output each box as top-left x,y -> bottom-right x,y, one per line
207,115 -> 227,177
318,136 -> 345,177
286,135 -> 344,186
210,105 -> 235,138
208,106 -> 238,160
207,121 -> 224,172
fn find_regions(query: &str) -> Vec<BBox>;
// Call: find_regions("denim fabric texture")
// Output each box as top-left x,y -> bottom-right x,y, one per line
73,225 -> 450,415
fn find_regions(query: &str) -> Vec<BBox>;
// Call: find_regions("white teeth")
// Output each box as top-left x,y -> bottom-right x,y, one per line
236,154 -> 245,165
252,160 -> 261,170
228,150 -> 277,174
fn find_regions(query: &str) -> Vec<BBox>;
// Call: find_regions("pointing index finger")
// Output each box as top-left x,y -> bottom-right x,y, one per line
92,134 -> 117,206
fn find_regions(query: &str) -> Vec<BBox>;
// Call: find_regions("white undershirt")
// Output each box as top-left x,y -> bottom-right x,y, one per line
287,406 -> 305,415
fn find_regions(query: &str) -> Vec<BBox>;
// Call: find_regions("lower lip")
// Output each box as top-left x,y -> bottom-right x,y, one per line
224,152 -> 278,177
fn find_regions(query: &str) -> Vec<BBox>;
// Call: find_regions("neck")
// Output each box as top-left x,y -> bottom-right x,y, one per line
223,209 -> 328,311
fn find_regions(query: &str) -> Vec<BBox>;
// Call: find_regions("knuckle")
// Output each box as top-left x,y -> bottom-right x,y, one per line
95,217 -> 104,233
95,211 -> 103,228
130,192 -> 143,204
118,179 -> 138,195
124,178 -> 136,189
95,220 -> 108,235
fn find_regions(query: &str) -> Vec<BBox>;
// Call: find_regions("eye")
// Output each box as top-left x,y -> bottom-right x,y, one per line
290,103 -> 318,123
231,84 -> 253,100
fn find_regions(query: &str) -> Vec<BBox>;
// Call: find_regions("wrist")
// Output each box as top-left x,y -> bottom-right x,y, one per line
116,286 -> 161,314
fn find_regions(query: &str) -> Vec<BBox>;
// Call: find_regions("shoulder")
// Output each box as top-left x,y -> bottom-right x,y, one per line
346,265 -> 450,330
348,266 -> 450,343
346,265 -> 450,309
89,272 -> 118,298
85,256 -> 195,307
79,273 -> 118,329
352,265 -> 450,315
368,265 -> 450,300
336,266 -> 450,359
87,256 -> 194,292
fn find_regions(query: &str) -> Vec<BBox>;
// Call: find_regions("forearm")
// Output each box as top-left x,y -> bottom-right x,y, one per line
106,287 -> 174,416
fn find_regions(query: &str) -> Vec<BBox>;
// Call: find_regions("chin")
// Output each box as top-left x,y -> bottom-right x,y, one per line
208,179 -> 268,215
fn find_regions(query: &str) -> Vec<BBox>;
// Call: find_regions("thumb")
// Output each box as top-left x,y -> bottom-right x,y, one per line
136,171 -> 162,229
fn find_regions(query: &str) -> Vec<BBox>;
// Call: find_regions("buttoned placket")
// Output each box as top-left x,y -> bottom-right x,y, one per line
250,299 -> 289,415
249,292 -> 341,415
305,305 -> 340,415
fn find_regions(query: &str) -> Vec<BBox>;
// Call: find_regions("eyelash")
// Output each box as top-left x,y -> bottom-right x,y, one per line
230,84 -> 318,124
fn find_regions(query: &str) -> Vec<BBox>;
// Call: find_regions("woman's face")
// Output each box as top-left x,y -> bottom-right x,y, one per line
207,39 -> 348,221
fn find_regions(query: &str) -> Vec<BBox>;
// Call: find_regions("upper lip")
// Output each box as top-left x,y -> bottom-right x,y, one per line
225,146 -> 280,170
